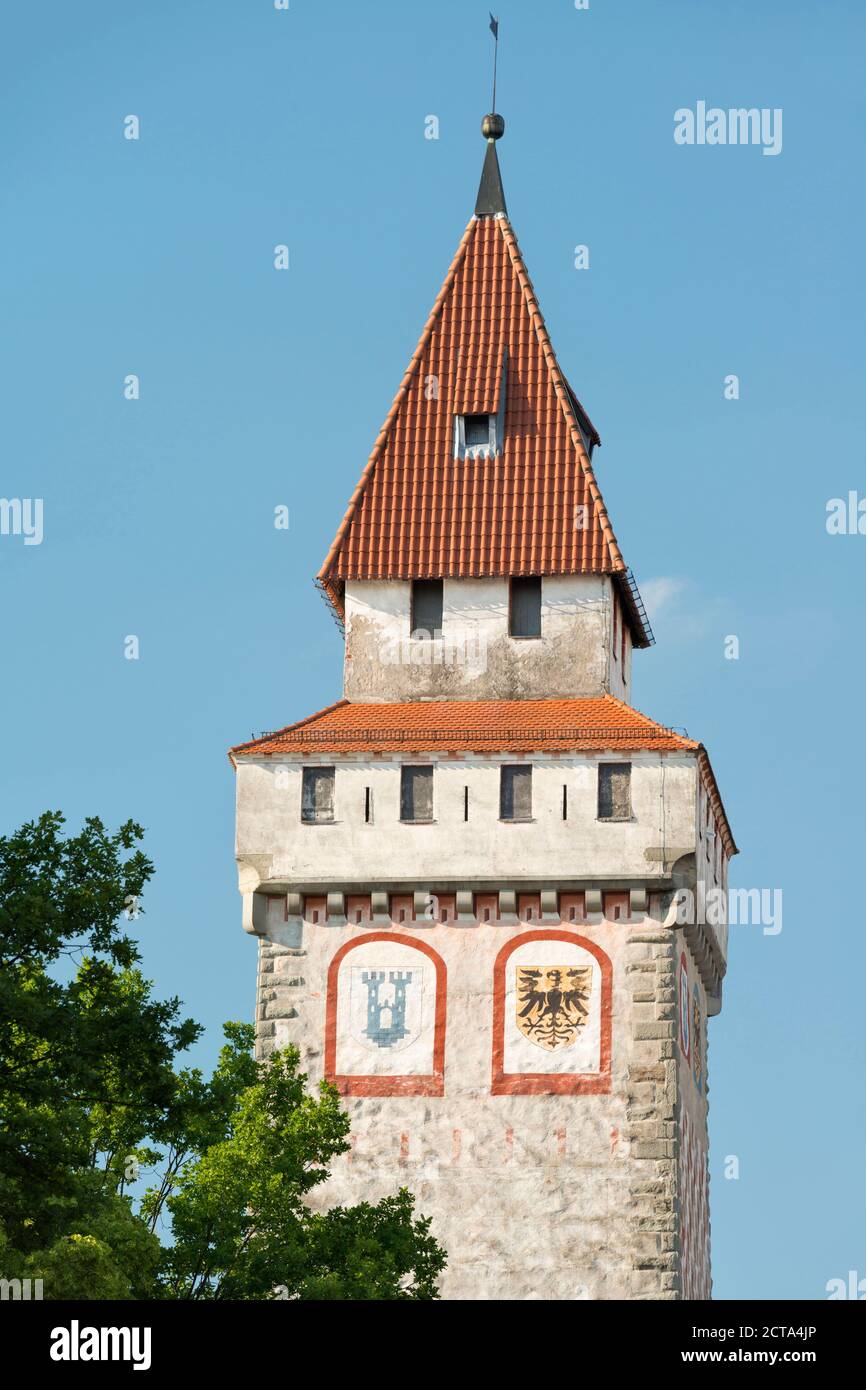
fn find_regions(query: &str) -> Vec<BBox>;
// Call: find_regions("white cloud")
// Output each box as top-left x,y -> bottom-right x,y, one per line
640,576 -> 687,618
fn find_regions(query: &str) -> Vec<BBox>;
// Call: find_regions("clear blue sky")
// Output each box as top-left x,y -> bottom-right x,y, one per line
2,0 -> 863,1300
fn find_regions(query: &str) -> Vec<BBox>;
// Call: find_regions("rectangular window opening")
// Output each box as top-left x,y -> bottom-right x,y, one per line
562,784 -> 568,820
464,413 -> 492,447
364,786 -> 372,824
410,579 -> 443,639
509,577 -> 542,638
500,764 -> 532,821
463,786 -> 469,821
301,766 -> 335,823
401,765 -> 434,823
598,762 -> 632,821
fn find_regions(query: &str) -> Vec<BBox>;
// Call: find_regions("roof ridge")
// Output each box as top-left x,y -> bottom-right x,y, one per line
317,218 -> 478,584
496,218 -> 625,573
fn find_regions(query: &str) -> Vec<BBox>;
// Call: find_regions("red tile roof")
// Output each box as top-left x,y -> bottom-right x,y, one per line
229,696 -> 697,758
229,696 -> 737,856
318,215 -> 642,629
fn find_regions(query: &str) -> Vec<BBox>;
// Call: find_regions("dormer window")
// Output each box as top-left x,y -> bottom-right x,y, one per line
454,350 -> 508,460
456,411 -> 499,458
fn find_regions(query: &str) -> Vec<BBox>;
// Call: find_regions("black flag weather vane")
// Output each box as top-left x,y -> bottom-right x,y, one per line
489,13 -> 499,111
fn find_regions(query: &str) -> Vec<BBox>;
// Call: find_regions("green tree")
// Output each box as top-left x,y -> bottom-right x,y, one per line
0,812 -> 445,1299
147,1043 -> 444,1300
0,811 -> 199,1281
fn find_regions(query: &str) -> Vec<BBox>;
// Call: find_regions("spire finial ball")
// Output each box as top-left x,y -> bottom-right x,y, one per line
481,113 -> 505,141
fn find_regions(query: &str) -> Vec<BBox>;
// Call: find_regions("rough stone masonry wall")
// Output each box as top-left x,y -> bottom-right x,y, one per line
625,923 -> 681,1300
251,909 -> 697,1301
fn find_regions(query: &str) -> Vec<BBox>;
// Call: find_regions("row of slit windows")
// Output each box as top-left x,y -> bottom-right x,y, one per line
301,763 -> 632,824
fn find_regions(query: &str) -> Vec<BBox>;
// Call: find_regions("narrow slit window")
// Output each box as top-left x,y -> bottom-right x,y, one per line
411,579 -> 443,639
562,784 -> 568,820
509,577 -> 542,638
401,765 -> 434,823
500,764 -> 532,821
598,763 -> 631,821
364,786 -> 372,824
464,786 -> 469,821
301,766 -> 335,823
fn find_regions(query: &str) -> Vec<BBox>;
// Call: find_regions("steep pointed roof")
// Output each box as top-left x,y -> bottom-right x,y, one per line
318,134 -> 652,647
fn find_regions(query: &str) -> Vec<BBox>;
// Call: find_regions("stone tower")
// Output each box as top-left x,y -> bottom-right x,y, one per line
230,118 -> 736,1301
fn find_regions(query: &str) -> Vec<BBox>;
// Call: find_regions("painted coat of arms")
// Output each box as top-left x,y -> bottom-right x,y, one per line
350,967 -> 424,1052
516,965 -> 592,1050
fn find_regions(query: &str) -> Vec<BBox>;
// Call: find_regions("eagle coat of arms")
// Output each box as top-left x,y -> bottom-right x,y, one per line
515,965 -> 592,1050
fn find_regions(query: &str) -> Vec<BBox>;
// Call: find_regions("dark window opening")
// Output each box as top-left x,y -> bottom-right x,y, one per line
463,786 -> 469,821
464,413 -> 492,447
509,576 -> 542,638
301,766 -> 335,823
562,784 -> 568,820
364,786 -> 372,824
401,765 -> 434,822
500,764 -> 532,821
411,579 -> 443,639
598,762 -> 631,821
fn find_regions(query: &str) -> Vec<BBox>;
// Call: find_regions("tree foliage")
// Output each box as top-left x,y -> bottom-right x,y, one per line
0,812 -> 445,1299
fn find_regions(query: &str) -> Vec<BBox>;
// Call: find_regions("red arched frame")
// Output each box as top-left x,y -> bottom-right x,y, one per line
325,933 -> 447,1096
492,930 -> 612,1095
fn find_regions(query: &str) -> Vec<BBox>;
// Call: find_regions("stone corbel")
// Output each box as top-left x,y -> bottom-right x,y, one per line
456,890 -> 476,925
498,889 -> 519,925
540,889 -> 559,922
584,888 -> 603,918
371,890 -> 391,925
630,888 -> 648,920
326,891 -> 346,927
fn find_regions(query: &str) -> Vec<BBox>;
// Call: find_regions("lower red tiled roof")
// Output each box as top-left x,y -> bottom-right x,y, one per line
229,696 -> 737,856
229,696 -> 698,758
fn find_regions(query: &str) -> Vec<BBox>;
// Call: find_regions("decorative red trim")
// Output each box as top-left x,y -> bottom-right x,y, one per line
324,932 -> 446,1096
492,930 -> 612,1095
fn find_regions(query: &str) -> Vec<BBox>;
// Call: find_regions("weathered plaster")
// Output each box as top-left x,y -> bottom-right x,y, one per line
343,575 -> 630,703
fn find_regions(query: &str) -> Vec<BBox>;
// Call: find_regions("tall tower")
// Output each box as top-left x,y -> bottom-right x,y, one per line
230,117 -> 736,1301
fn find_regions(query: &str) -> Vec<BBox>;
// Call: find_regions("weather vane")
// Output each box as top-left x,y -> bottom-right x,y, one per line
489,13 -> 499,112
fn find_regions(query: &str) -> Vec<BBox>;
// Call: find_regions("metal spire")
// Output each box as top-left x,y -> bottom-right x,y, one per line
475,15 -> 507,217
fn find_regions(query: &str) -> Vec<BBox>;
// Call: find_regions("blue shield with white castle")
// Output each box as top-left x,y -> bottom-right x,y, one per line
350,967 -> 423,1052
